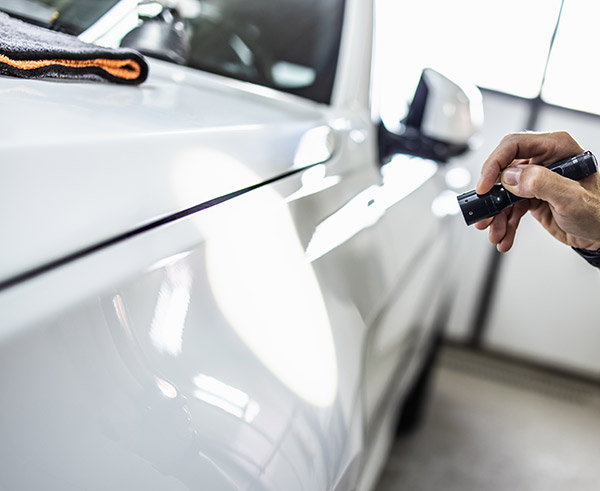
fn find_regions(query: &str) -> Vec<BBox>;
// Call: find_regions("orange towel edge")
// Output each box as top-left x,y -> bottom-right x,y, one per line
0,53 -> 142,80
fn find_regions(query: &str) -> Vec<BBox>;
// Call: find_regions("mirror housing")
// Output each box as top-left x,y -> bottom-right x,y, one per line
379,68 -> 483,163
120,7 -> 190,65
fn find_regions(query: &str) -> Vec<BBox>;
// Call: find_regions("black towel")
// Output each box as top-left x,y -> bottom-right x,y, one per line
0,12 -> 148,84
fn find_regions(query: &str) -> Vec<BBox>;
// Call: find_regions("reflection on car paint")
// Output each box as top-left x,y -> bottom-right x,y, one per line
305,155 -> 438,262
203,182 -> 339,409
285,164 -> 341,203
150,260 -> 192,357
103,247 -> 345,488
193,373 -> 260,423
167,146 -> 339,408
292,125 -> 335,168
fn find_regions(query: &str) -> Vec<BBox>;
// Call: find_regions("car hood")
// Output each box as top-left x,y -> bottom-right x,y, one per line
0,59 -> 330,286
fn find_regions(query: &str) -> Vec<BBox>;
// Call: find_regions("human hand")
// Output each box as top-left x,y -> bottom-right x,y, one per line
474,131 -> 600,252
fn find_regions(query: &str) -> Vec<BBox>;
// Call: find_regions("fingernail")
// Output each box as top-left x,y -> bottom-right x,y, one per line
476,175 -> 486,193
502,167 -> 522,186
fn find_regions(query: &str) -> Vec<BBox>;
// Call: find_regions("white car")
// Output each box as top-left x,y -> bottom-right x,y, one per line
0,1 -> 482,490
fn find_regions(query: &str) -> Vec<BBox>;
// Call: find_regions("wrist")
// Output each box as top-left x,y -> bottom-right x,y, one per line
570,238 -> 600,251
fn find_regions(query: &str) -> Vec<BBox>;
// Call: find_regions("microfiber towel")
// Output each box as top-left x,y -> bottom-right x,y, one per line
0,12 -> 148,84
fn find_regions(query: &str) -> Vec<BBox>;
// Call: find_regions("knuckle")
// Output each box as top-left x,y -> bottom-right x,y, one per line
501,133 -> 518,145
522,165 -> 545,191
554,131 -> 570,149
554,130 -> 583,153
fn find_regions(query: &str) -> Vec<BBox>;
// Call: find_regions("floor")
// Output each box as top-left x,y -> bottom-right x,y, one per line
375,345 -> 600,491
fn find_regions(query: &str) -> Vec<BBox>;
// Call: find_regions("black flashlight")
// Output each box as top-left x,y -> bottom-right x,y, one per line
457,151 -> 598,226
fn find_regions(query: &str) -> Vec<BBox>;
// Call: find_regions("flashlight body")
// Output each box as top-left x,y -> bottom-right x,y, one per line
457,151 -> 598,225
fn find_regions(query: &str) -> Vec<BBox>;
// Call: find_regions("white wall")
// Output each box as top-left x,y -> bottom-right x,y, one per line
483,106 -> 600,378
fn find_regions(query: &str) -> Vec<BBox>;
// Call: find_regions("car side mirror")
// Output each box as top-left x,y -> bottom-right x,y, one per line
378,68 -> 483,163
120,7 -> 190,65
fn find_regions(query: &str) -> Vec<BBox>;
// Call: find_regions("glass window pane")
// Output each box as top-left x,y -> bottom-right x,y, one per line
184,0 -> 346,104
542,0 -> 600,115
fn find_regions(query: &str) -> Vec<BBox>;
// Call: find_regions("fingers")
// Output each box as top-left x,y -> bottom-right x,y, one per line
496,201 -> 529,252
472,131 -> 589,252
476,201 -> 530,252
500,163 -> 583,210
476,131 -> 584,194
474,217 -> 493,230
488,210 -> 507,244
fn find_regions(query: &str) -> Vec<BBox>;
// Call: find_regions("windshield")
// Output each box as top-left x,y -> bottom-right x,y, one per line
0,0 -> 119,32
0,0 -> 345,104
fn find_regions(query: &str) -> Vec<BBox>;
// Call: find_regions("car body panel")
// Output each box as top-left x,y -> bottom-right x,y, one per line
0,60 -> 334,284
0,151 -> 444,491
0,168 -> 362,489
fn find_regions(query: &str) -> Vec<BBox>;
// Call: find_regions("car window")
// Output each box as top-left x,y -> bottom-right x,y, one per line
0,0 -> 120,33
184,0 -> 345,104
0,0 -> 346,105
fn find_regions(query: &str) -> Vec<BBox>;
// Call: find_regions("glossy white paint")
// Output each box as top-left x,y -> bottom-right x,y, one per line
0,0 -> 455,489
0,59 -> 328,283
0,183 -> 364,490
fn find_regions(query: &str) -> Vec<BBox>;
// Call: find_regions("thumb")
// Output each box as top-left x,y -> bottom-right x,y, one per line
501,164 -> 578,208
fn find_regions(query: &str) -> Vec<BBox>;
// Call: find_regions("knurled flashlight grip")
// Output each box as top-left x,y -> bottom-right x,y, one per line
457,151 -> 598,226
